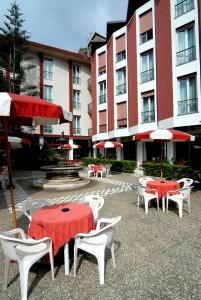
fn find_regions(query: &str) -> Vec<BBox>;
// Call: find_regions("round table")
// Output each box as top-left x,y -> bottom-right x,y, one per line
29,202 -> 95,256
147,180 -> 180,212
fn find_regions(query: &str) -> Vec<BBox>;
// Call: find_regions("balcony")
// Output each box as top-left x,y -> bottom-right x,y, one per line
99,95 -> 106,104
176,46 -> 196,65
141,69 -> 154,84
116,83 -> 126,96
73,102 -> 81,110
141,110 -> 155,123
175,0 -> 194,18
44,71 -> 53,80
88,103 -> 92,114
88,128 -> 92,136
178,98 -> 198,115
73,128 -> 81,135
73,77 -> 81,85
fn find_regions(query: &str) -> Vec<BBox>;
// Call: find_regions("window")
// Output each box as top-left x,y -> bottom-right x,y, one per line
73,116 -> 81,134
44,58 -> 53,80
99,81 -> 106,104
73,90 -> 81,109
98,66 -> 106,75
117,102 -> 127,128
99,110 -> 107,133
98,52 -> 106,75
175,0 -> 194,18
141,95 -> 155,123
178,75 -> 197,115
44,125 -> 53,133
116,50 -> 126,63
116,67 -> 126,95
140,50 -> 154,83
73,65 -> 81,84
177,24 -> 196,65
140,29 -> 153,44
44,85 -> 53,102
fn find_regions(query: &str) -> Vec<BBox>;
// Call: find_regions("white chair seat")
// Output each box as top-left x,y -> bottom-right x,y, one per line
166,187 -> 191,218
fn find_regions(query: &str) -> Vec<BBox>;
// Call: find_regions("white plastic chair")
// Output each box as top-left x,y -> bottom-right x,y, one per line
137,185 -> 159,214
166,187 -> 191,218
105,164 -> 112,177
139,177 -> 153,187
84,195 -> 104,222
96,166 -> 106,178
0,228 -> 54,300
22,199 -> 49,222
177,178 -> 193,188
87,164 -> 95,178
74,216 -> 121,285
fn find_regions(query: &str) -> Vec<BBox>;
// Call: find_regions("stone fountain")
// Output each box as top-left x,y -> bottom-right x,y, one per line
33,133 -> 90,190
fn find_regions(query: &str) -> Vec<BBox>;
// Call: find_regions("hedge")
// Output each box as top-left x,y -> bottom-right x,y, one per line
143,162 -> 193,180
81,157 -> 136,173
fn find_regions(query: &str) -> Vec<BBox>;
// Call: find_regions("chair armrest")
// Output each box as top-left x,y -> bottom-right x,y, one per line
3,228 -> 26,240
96,218 -> 114,230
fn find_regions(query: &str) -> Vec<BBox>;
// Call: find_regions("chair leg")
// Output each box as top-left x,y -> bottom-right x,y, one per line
162,196 -> 165,212
137,196 -> 140,208
145,199 -> 148,214
74,245 -> 78,277
178,202 -> 182,218
166,198 -> 169,213
4,258 -> 10,290
188,198 -> 191,214
110,243 -> 115,268
157,198 -> 159,211
64,243 -> 69,276
97,249 -> 105,285
19,262 -> 29,300
48,247 -> 54,280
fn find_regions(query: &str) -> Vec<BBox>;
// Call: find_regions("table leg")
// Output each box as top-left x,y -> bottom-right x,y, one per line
162,196 -> 165,212
64,243 -> 69,275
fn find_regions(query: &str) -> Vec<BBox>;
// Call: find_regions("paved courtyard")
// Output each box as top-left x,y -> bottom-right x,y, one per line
0,170 -> 201,299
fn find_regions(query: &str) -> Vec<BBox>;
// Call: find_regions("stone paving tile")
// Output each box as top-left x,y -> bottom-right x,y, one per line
0,171 -> 201,299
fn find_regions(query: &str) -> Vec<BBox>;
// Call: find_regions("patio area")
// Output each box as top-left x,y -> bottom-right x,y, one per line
0,170 -> 201,299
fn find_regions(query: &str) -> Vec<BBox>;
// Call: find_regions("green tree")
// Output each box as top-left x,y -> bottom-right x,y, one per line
0,1 -> 38,95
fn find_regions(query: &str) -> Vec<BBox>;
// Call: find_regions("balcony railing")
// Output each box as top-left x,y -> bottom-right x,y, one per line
141,69 -> 154,83
178,98 -> 198,115
116,83 -> 126,95
88,128 -> 92,136
73,77 -> 81,84
99,124 -> 107,133
175,0 -> 194,18
116,51 -> 126,63
44,71 -> 53,80
73,128 -> 81,135
141,110 -> 155,123
177,46 -> 196,65
88,103 -> 92,114
73,102 -> 81,109
99,95 -> 106,104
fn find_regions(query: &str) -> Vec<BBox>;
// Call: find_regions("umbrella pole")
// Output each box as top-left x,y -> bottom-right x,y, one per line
2,118 -> 17,229
160,140 -> 163,179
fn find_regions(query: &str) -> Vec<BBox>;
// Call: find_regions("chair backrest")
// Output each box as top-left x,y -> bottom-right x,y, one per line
87,216 -> 121,245
22,199 -> 49,221
180,187 -> 191,201
88,164 -> 95,169
139,177 -> 153,187
84,195 -> 104,212
177,178 -> 193,188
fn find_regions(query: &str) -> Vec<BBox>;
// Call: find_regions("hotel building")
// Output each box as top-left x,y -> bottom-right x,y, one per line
91,0 -> 201,166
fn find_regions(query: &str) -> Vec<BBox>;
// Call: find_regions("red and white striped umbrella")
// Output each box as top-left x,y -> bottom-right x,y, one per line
133,129 -> 195,141
93,141 -> 123,149
58,143 -> 81,150
0,136 -> 30,149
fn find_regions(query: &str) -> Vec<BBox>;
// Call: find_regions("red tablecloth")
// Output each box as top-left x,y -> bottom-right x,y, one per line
29,203 -> 95,255
91,165 -> 103,172
147,180 -> 180,199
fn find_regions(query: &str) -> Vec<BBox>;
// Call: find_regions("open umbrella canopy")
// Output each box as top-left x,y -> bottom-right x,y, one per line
0,92 -> 72,229
59,143 -> 81,149
0,92 -> 72,125
133,129 -> 195,142
0,136 -> 31,149
93,141 -> 123,148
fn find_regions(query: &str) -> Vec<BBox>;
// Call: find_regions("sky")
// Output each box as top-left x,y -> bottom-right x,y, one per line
0,0 -> 128,52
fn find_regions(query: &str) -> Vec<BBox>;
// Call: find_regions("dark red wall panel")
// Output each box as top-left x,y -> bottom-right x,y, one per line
91,54 -> 97,135
127,15 -> 138,127
155,0 -> 173,121
107,38 -> 114,132
68,60 -> 73,136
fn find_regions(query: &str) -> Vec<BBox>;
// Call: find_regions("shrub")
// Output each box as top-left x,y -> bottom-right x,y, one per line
143,162 -> 193,180
81,157 -> 136,173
